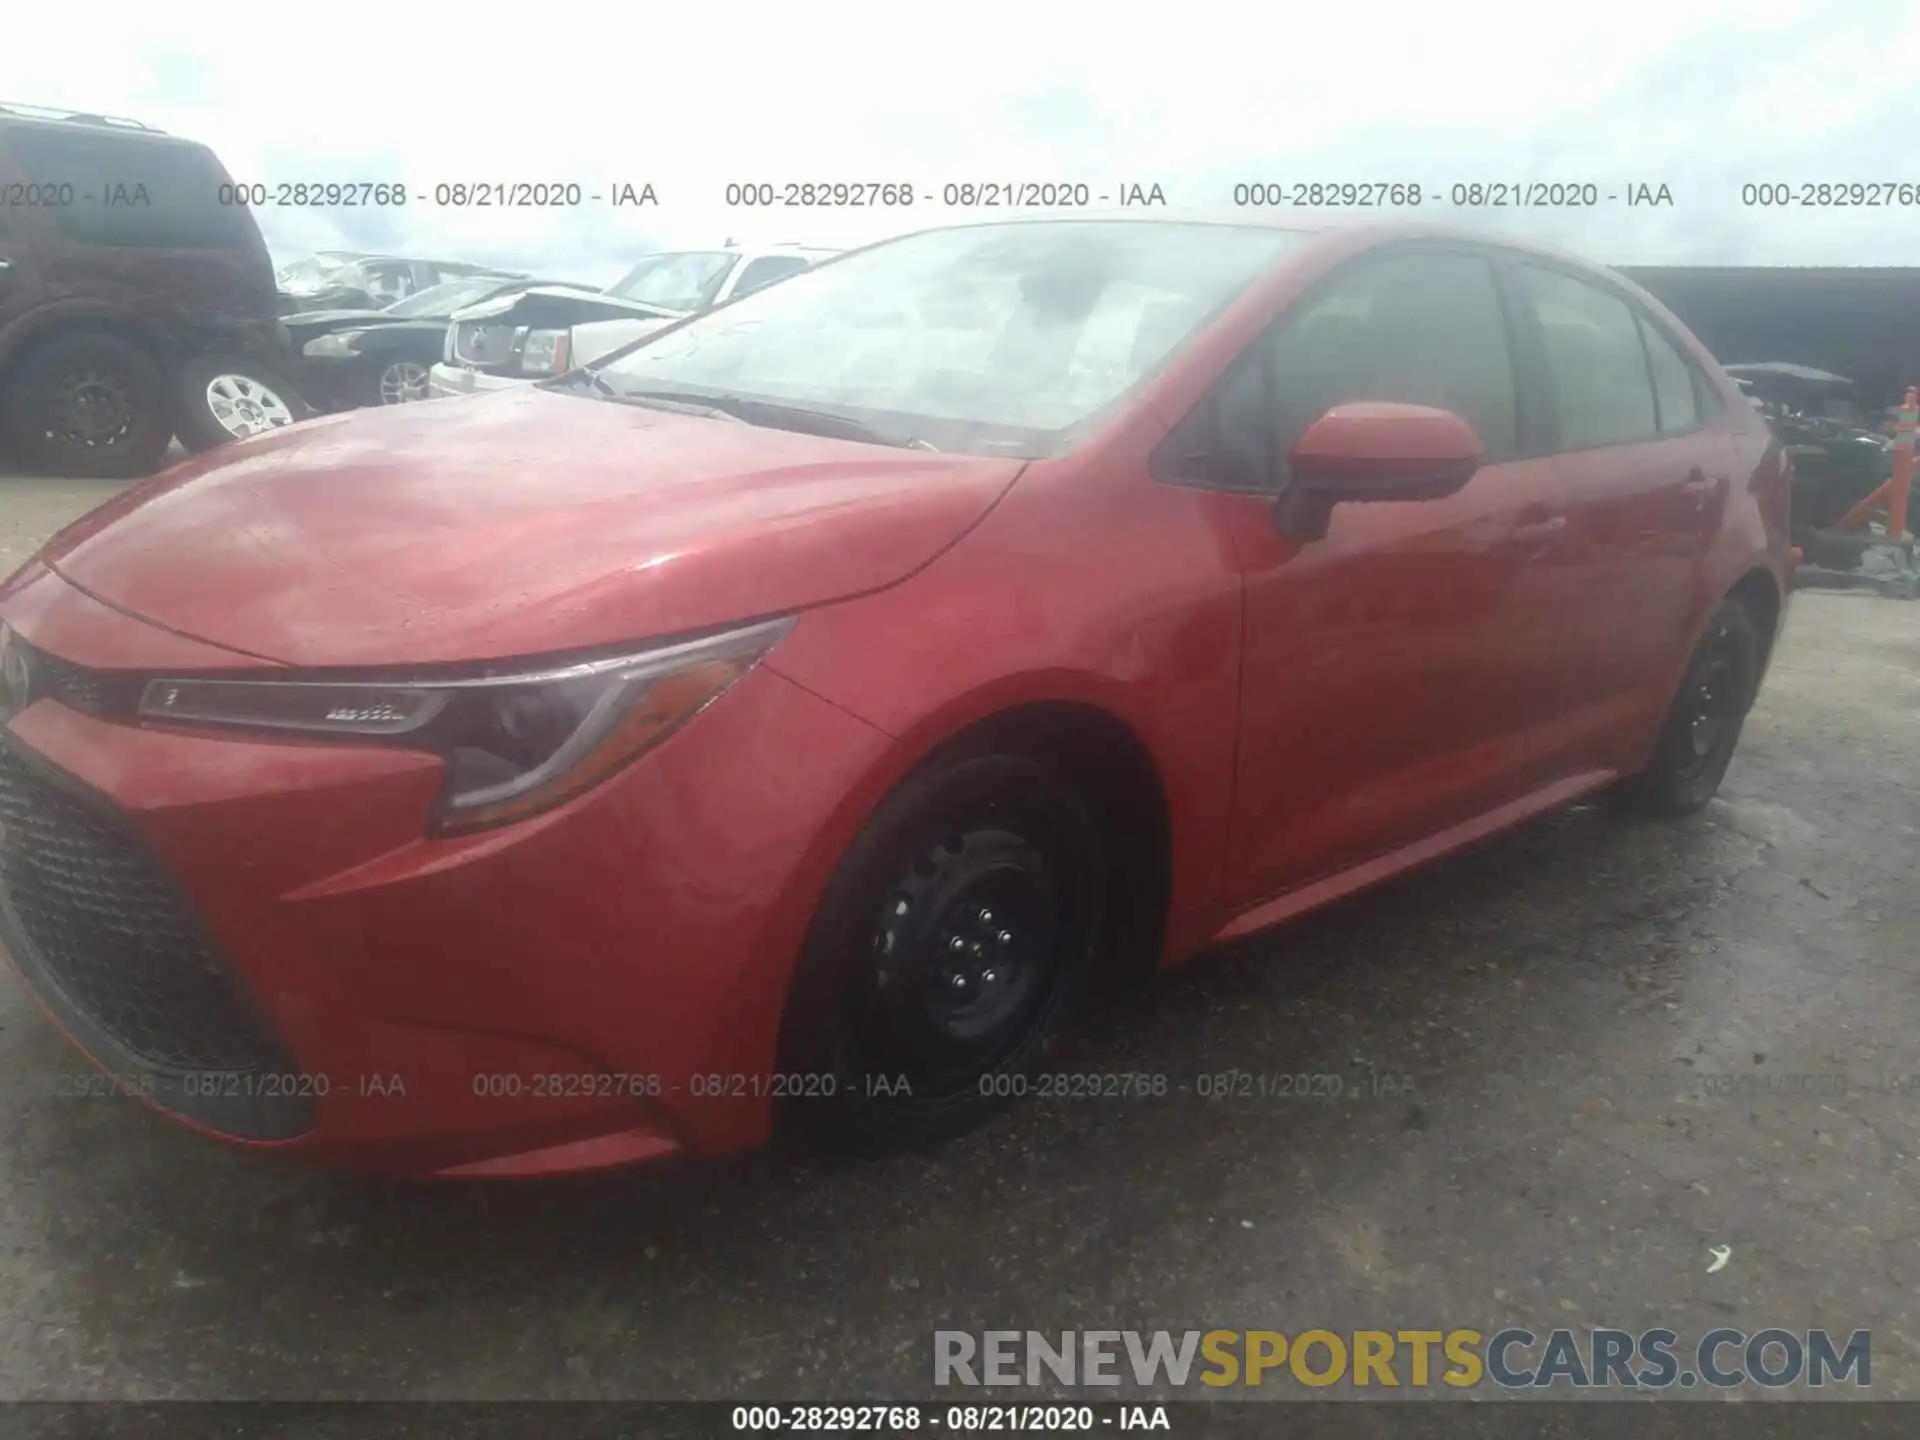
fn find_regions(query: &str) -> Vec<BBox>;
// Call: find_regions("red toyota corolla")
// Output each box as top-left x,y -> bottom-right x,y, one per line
0,218 -> 1789,1177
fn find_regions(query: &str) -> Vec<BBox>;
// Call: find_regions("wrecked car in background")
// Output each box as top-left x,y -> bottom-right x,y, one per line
1725,363 -> 1893,534
428,244 -> 835,397
275,253 -> 522,315
288,275 -> 597,410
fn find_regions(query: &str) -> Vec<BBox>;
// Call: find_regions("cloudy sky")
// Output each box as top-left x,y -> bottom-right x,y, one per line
6,0 -> 1918,284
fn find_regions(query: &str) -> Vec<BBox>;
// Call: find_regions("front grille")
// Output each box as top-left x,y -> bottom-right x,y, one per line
0,742 -> 288,1075
452,321 -> 517,370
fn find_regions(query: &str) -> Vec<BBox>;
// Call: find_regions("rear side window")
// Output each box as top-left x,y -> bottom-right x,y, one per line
1517,265 -> 1658,450
1638,316 -> 1701,434
3,128 -> 254,250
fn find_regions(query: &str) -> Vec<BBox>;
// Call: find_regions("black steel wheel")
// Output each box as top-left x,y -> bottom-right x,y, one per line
1617,597 -> 1760,817
1,331 -> 173,478
780,752 -> 1104,1154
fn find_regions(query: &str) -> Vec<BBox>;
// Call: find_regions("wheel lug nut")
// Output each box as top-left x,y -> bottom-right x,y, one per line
998,930 -> 1013,945
977,907 -> 994,925
948,935 -> 966,952
950,973 -> 968,990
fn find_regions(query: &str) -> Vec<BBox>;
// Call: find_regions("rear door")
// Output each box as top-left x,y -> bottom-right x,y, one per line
1508,263 -> 1728,760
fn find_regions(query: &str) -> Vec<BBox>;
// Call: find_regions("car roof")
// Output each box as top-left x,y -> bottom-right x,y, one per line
840,210 -> 1649,286
0,100 -> 170,136
316,254 -> 525,275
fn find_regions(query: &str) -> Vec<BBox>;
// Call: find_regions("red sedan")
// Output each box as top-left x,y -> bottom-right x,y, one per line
0,218 -> 1789,1177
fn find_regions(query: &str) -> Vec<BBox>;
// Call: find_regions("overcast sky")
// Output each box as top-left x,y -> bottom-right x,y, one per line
6,0 -> 1918,283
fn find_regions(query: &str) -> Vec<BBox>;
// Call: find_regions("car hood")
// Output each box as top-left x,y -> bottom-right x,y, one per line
325,318 -> 458,346
284,308 -> 414,346
41,388 -> 1023,669
284,307 -> 394,326
453,287 -> 679,328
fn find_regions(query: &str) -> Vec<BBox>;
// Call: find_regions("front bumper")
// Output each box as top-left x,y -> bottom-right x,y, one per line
0,571 -> 891,1177
427,363 -> 534,399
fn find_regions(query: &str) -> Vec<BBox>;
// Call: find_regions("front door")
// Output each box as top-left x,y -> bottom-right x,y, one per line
1161,245 -> 1587,909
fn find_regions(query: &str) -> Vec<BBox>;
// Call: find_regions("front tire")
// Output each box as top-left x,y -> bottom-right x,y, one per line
779,753 -> 1105,1155
175,354 -> 312,453
1,331 -> 173,478
1616,597 -> 1759,817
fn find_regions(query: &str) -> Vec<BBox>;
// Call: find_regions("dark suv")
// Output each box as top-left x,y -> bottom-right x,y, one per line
0,102 -> 305,478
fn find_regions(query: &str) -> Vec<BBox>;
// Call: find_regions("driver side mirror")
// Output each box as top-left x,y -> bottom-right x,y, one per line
1272,402 -> 1483,542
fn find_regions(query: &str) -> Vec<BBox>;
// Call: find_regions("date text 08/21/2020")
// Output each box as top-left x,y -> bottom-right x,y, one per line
9,177 -> 1920,210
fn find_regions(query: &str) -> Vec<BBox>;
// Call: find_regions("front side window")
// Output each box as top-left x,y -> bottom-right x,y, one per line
589,221 -> 1306,458
1518,265 -> 1658,450
362,262 -> 414,304
1178,249 -> 1519,490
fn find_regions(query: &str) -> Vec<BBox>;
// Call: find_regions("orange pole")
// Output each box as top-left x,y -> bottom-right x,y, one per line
1836,478 -> 1893,532
1889,386 -> 1916,538
1837,386 -> 1918,533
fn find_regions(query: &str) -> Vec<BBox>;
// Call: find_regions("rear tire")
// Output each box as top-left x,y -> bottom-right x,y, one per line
175,354 -> 312,453
1615,598 -> 1759,817
779,753 -> 1105,1156
1,332 -> 173,478
367,358 -> 433,407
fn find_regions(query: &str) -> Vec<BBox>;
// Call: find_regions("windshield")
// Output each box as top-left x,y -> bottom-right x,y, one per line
589,221 -> 1307,456
385,277 -> 513,318
606,252 -> 738,311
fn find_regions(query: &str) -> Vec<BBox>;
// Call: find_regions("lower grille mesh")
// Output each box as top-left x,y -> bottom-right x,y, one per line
0,742 -> 288,1075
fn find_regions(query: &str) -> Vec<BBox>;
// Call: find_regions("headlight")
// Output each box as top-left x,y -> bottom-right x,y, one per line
136,618 -> 793,834
303,332 -> 358,358
519,328 -> 571,376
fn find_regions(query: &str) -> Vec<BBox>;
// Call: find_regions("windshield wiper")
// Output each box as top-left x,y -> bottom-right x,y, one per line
549,367 -> 619,396
590,385 -> 747,422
